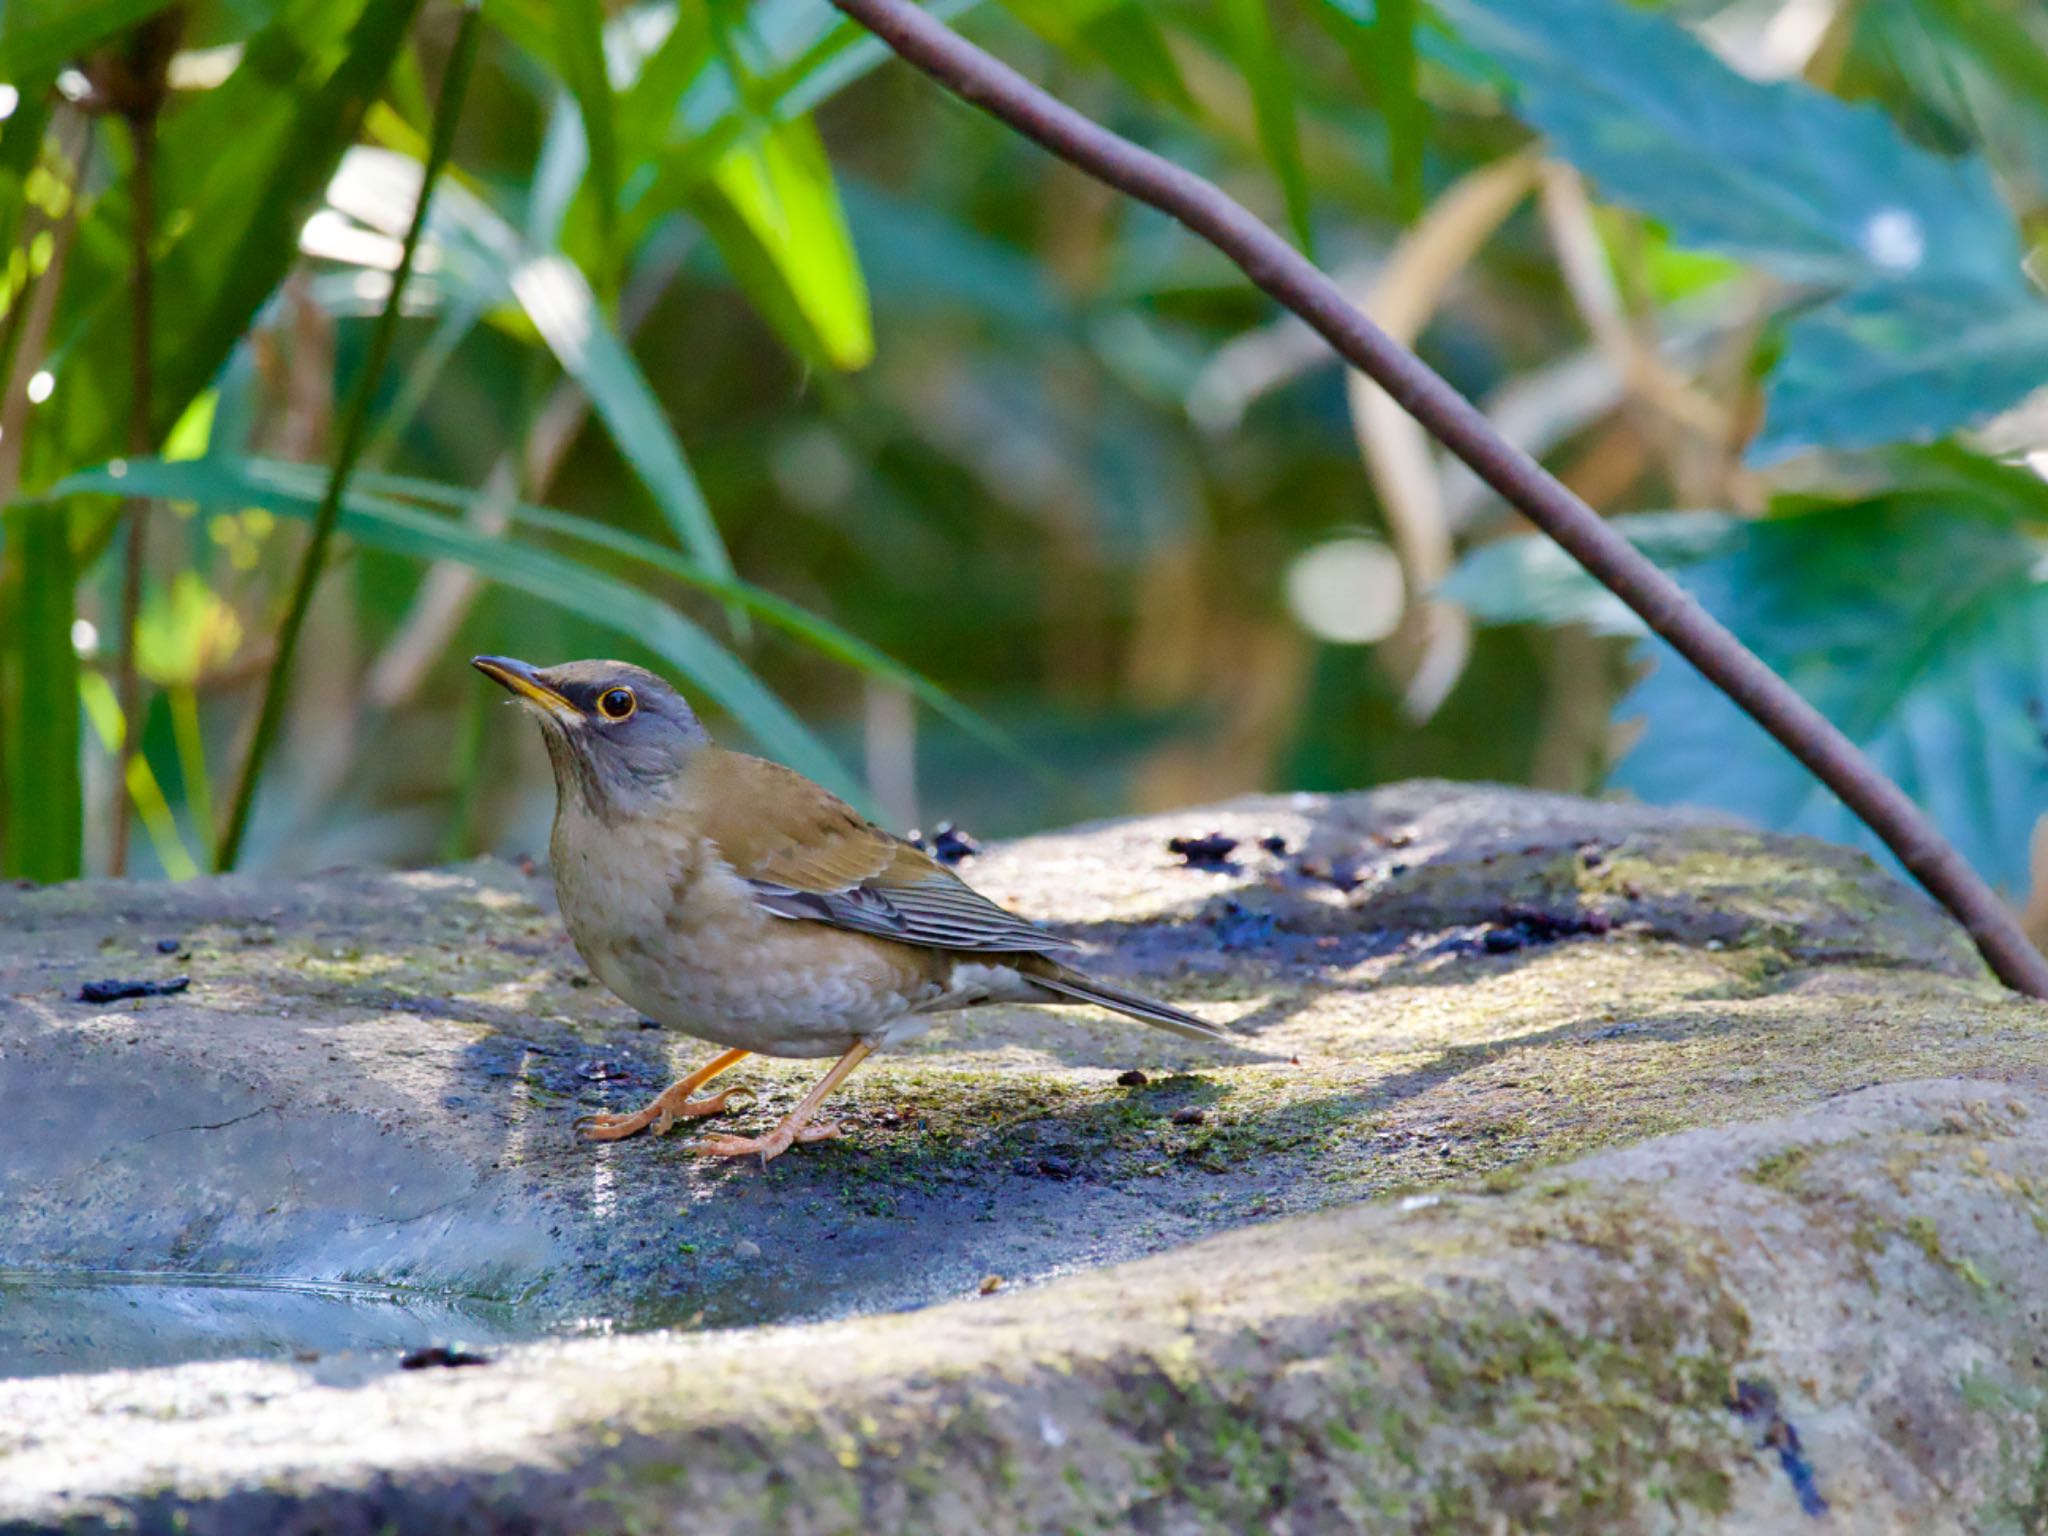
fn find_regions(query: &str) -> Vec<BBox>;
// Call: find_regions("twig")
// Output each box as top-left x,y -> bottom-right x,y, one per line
110,122 -> 152,877
215,1 -> 482,872
824,0 -> 2048,999
104,10 -> 182,876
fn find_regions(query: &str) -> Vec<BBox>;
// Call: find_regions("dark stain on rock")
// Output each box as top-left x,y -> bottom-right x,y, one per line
1731,1377 -> 1828,1517
399,1345 -> 491,1370
1168,832 -> 1240,870
76,975 -> 191,1004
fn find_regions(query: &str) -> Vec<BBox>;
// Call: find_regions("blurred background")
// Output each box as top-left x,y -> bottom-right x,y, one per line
3,0 -> 2048,927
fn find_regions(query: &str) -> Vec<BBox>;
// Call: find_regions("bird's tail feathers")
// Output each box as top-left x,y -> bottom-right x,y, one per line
1027,965 -> 1229,1044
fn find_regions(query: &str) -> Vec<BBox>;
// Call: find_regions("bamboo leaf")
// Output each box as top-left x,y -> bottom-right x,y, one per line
996,0 -> 1192,110
328,148 -> 742,596
53,454 -> 1033,774
510,251 -> 741,582
1219,0 -> 1316,256
619,0 -> 978,246
78,672 -> 200,880
41,0 -> 425,485
45,461 -> 871,805
554,0 -> 622,295
1375,0 -> 1425,219
696,115 -> 874,371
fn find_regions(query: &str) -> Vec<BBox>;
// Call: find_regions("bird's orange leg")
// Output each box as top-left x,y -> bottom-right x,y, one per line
695,1041 -> 875,1164
577,1048 -> 751,1141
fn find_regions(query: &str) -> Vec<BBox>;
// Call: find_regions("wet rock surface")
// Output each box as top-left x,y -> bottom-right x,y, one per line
3,781 -> 2046,1532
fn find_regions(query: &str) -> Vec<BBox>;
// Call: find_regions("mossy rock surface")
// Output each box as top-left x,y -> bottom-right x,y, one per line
2,782 -> 2045,1532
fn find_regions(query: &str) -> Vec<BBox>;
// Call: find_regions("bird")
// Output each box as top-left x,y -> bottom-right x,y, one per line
473,655 -> 1229,1163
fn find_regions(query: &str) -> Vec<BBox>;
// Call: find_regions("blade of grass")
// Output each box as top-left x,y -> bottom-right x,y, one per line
337,148 -> 747,622
303,489 -> 862,803
555,0 -> 622,301
438,676 -> 489,862
505,249 -> 745,625
110,6 -> 181,878
214,0 -> 482,873
1374,0 -> 1424,219
78,670 -> 198,878
167,682 -> 212,871
616,1 -> 714,152
0,0 -> 176,79
53,454 -> 1042,783
0,507 -> 82,881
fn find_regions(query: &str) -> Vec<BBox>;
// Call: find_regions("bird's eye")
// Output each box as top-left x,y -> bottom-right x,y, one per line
597,687 -> 637,722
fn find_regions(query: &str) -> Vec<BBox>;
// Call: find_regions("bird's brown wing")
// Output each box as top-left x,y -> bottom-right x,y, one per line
689,748 -> 1080,955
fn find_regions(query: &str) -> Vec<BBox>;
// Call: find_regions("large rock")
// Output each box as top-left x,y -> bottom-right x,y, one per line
3,781 -> 2045,1532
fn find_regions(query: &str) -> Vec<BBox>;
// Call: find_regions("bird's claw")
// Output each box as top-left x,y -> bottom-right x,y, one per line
576,1087 -> 742,1142
693,1121 -> 842,1164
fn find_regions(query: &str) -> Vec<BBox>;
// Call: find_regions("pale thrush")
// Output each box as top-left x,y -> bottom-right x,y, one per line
474,655 -> 1226,1162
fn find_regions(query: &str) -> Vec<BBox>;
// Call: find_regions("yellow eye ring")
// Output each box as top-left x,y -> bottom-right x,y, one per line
597,686 -> 637,722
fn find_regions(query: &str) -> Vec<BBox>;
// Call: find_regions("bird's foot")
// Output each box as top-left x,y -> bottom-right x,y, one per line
577,1086 -> 744,1142
693,1122 -> 842,1164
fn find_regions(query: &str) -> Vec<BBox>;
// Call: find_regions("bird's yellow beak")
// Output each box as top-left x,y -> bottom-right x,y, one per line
472,654 -> 580,726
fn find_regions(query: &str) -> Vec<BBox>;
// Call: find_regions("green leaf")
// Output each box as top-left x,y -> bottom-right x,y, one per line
512,250 -> 739,582
1220,0 -> 1316,256
47,460 -> 868,806
1438,512 -> 1736,636
0,0 -> 177,78
621,0 -> 978,246
331,149 -> 740,595
1755,281 -> 2048,464
0,507 -> 82,881
1449,498 -> 2048,894
1432,0 -> 2048,460
1311,0 -> 1425,218
697,115 -> 874,371
1433,0 -> 2022,291
615,2 -> 715,155
1373,0 -> 1424,219
1913,0 -> 2048,118
996,0 -> 1191,110
553,0 -> 622,294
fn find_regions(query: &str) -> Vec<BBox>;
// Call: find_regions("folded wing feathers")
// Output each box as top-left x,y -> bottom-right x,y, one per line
749,871 -> 1082,955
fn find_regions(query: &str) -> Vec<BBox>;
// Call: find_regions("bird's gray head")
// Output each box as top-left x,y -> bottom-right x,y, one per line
472,655 -> 708,819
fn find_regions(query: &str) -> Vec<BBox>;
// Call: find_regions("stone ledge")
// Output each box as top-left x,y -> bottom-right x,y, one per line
2,782 -> 2043,1532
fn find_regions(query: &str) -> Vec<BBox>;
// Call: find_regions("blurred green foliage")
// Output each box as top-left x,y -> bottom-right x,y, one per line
1,0 -> 2046,910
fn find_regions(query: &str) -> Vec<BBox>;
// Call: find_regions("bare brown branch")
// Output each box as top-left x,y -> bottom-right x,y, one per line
825,0 -> 2048,998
